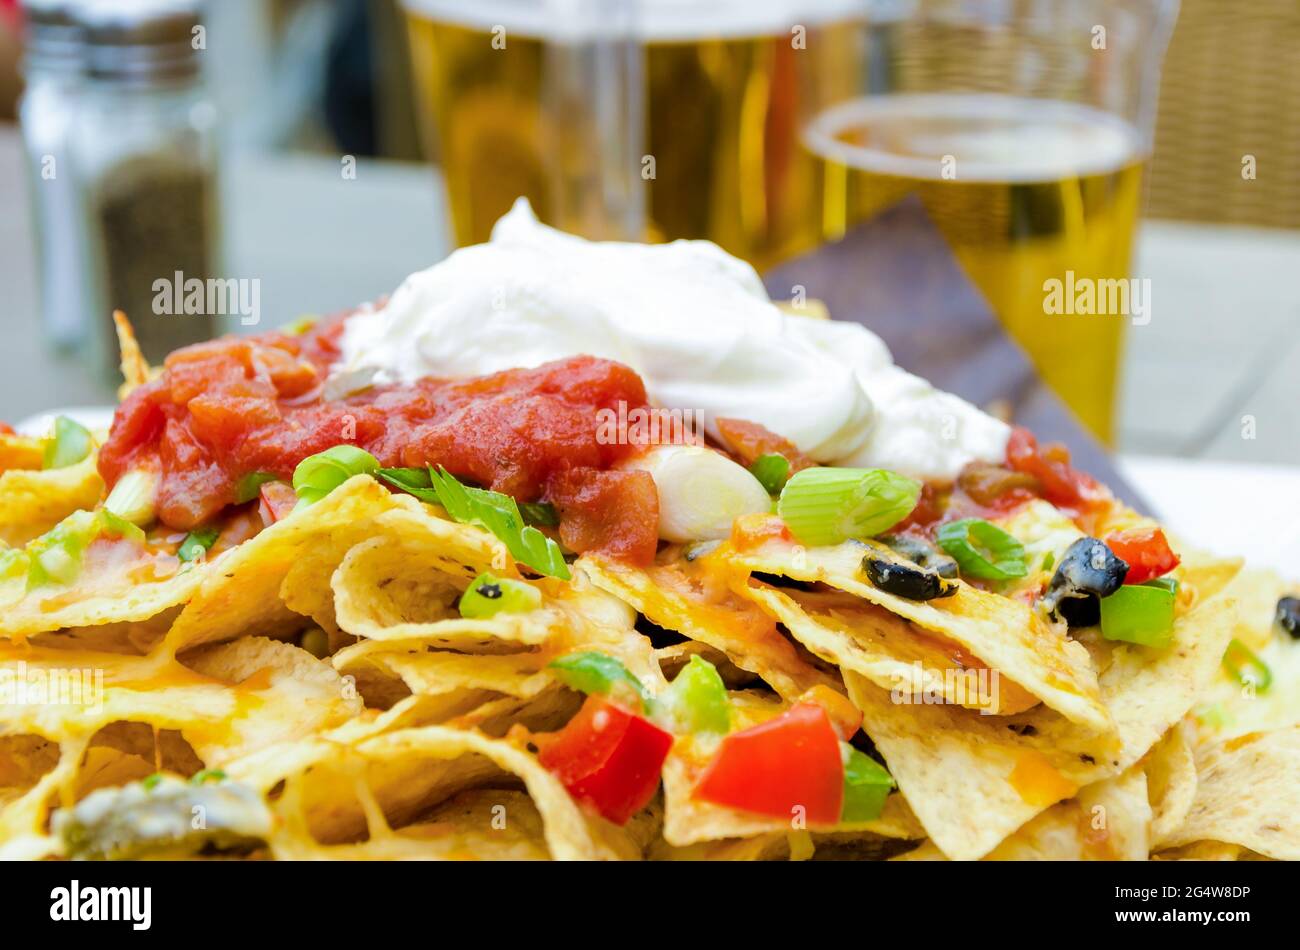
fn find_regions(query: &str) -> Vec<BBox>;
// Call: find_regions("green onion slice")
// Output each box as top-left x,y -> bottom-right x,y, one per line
291,446 -> 379,506
519,501 -> 560,528
104,469 -> 159,526
24,509 -> 144,589
935,518 -> 1028,581
375,466 -> 438,501
234,471 -> 279,504
1222,638 -> 1272,693
42,416 -> 93,470
1099,581 -> 1176,647
178,527 -> 220,563
776,467 -> 920,547
749,453 -> 791,495
190,768 -> 227,785
548,651 -> 651,713
426,468 -> 570,580
457,571 -> 542,619
656,654 -> 730,735
840,744 -> 895,823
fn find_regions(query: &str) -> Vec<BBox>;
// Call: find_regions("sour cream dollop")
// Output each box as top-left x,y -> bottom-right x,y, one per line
334,199 -> 1009,480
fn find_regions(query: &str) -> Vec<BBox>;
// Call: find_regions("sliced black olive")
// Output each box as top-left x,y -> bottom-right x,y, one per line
863,555 -> 957,601
1277,596 -> 1300,639
877,533 -> 960,579
1042,537 -> 1128,626
1056,595 -> 1101,628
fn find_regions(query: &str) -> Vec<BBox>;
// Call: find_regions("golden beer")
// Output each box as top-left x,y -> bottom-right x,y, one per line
402,1 -> 860,269
802,94 -> 1146,442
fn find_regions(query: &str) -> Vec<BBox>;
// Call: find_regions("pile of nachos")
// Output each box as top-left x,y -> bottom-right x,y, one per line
0,297 -> 1296,864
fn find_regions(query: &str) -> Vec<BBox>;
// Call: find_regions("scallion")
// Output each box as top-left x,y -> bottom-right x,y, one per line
548,650 -> 652,713
776,467 -> 920,547
427,467 -> 570,580
291,445 -> 379,506
42,416 -> 93,470
1222,638 -> 1272,693
178,527 -> 220,563
749,453 -> 791,495
104,469 -> 159,526
234,471 -> 279,504
457,571 -> 542,619
656,654 -> 730,734
936,518 -> 1028,581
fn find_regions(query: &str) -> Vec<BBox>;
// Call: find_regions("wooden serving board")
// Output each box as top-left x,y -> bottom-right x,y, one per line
763,196 -> 1147,512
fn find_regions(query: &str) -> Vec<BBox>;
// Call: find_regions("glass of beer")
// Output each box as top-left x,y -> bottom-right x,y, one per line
401,0 -> 866,268
798,0 -> 1180,442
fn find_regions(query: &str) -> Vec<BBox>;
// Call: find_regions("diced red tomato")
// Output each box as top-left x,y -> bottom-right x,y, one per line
258,481 -> 299,525
537,694 -> 673,825
97,316 -> 661,560
549,467 -> 659,565
714,417 -> 816,473
693,702 -> 844,824
1005,426 -> 1106,511
1105,526 -> 1180,584
797,685 -> 862,740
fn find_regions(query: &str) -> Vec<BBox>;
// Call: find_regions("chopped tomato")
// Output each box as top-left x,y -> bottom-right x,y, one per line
1005,426 -> 1106,511
98,317 -> 660,561
537,694 -> 673,825
956,462 -> 1040,509
796,685 -> 862,740
258,481 -> 299,525
693,702 -> 843,824
1105,526 -> 1180,584
714,417 -> 817,473
550,467 -> 659,565
895,480 -> 948,533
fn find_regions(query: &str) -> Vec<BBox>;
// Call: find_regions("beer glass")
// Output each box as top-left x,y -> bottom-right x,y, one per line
402,0 -> 865,266
799,0 -> 1179,442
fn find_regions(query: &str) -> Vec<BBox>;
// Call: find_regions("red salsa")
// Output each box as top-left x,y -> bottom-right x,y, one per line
98,319 -> 661,563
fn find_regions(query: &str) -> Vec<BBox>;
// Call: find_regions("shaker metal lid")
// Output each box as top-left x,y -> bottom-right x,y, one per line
75,0 -> 205,82
21,0 -> 85,70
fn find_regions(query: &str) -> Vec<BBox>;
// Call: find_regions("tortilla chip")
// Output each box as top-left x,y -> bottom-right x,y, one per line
724,530 -> 1111,732
227,724 -> 627,860
0,450 -> 104,548
161,476 -> 410,651
658,688 -> 923,846
112,310 -> 155,397
0,434 -> 44,474
738,579 -> 1040,715
581,554 -> 838,701
897,764 -> 1150,861
1158,726 -> 1300,861
1145,721 -> 1198,846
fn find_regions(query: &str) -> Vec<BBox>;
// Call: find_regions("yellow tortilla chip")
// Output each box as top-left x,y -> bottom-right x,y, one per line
1145,721 -> 1198,846
738,580 -> 1040,715
226,724 -> 628,860
0,450 -> 104,548
582,554 -> 838,701
658,689 -> 922,847
723,530 -> 1111,732
1159,727 -> 1300,861
897,764 -> 1151,861
161,476 -> 411,651
843,568 -> 1238,860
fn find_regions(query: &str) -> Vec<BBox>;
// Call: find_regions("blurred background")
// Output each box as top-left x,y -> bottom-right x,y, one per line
1,0 -> 1298,546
